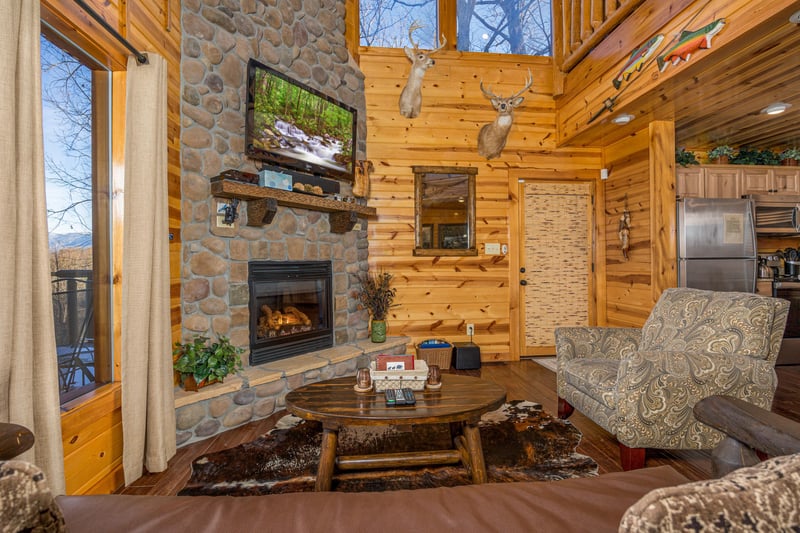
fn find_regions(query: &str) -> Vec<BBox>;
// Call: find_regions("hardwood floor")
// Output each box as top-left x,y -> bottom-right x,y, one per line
120,360 -> 800,495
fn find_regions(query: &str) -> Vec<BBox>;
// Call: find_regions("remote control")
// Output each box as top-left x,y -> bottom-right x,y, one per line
384,389 -> 396,406
393,388 -> 407,405
402,388 -> 416,405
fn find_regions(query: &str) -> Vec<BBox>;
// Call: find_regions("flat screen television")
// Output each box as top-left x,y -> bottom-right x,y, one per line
245,58 -> 357,182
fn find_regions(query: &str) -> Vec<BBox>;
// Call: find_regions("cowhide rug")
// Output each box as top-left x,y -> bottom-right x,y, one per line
179,400 -> 598,495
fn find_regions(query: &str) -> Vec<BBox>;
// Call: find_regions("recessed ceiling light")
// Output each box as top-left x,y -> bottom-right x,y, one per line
761,102 -> 791,115
790,10 -> 800,24
611,113 -> 635,125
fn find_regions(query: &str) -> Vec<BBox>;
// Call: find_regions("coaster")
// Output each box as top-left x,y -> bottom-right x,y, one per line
426,382 -> 442,390
353,384 -> 373,393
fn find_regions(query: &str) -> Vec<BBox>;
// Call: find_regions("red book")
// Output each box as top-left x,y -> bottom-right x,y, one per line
376,354 -> 415,371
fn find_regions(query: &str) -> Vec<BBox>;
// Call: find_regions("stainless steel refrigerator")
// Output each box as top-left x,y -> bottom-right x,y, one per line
677,197 -> 757,292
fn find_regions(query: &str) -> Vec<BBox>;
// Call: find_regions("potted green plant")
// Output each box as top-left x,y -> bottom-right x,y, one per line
356,270 -> 397,343
675,148 -> 699,167
779,148 -> 800,166
707,145 -> 735,164
173,335 -> 244,391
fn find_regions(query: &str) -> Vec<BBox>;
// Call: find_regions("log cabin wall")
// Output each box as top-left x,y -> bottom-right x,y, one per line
359,49 -> 602,361
40,0 -> 181,494
602,128 -> 653,326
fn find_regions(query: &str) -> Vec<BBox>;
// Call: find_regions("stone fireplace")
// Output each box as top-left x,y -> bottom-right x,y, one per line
249,260 -> 333,365
179,0 -> 370,363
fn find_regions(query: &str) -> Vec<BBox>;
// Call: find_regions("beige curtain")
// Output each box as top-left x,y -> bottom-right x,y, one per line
0,0 -> 66,494
121,53 -> 176,484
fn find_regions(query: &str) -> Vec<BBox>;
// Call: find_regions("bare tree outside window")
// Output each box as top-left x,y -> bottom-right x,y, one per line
360,0 -> 438,48
360,0 -> 552,56
41,34 -> 99,400
458,0 -> 552,55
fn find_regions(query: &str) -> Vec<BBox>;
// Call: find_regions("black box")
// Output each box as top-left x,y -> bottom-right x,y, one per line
452,342 -> 481,370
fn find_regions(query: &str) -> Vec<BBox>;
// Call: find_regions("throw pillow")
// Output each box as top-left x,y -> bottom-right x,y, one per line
619,453 -> 800,532
0,460 -> 65,532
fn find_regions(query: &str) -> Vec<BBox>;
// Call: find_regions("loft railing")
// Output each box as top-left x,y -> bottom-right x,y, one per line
553,0 -> 646,72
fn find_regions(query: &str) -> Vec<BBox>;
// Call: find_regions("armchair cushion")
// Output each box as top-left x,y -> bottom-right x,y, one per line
619,452 -> 800,532
640,288 -> 782,360
615,350 -> 777,449
562,359 -> 620,410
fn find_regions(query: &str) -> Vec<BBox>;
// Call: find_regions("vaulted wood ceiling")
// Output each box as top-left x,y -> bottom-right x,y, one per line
568,7 -> 800,152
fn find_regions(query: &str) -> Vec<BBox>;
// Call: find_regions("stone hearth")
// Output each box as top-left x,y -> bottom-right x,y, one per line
175,337 -> 409,446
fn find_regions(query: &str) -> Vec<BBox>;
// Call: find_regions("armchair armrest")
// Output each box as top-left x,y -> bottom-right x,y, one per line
615,350 -> 778,450
554,327 -> 641,362
0,423 -> 34,460
694,395 -> 800,476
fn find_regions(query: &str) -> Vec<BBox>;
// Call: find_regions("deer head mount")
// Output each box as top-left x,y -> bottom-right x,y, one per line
477,69 -> 533,160
398,22 -> 446,119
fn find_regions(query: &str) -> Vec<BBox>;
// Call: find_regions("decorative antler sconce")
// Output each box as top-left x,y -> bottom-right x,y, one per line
618,196 -> 631,260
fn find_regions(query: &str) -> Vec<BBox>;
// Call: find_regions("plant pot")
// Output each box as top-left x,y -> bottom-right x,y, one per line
714,155 -> 730,165
371,319 -> 387,343
782,159 -> 799,167
180,374 -> 219,391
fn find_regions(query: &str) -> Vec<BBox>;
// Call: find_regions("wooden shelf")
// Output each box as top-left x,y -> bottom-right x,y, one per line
210,179 -> 376,233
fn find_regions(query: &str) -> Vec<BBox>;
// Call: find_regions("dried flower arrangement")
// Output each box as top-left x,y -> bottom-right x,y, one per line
356,270 -> 397,321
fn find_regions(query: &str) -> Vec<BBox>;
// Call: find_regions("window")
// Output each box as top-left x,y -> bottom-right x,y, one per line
359,0 -> 552,56
41,32 -> 113,404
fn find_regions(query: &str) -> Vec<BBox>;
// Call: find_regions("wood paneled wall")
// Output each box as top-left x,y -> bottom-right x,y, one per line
41,0 -> 181,494
601,121 -> 676,326
602,129 -> 653,326
360,48 -> 601,360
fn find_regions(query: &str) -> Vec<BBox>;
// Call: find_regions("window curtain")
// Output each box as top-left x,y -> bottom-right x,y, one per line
0,0 -> 66,494
121,52 -> 176,484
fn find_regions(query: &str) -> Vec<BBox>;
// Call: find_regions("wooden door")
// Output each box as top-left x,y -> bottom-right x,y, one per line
518,181 -> 594,356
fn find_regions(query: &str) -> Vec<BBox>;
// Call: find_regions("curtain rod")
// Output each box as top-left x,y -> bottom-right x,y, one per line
73,0 -> 149,65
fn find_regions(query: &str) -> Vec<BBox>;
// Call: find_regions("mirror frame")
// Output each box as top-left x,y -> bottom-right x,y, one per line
413,165 -> 477,256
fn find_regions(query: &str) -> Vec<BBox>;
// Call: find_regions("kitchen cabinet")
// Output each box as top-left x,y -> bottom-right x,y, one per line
678,165 -> 800,198
704,167 -> 742,198
676,167 -> 705,198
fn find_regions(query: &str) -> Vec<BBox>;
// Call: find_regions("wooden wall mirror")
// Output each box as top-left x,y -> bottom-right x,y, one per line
413,166 -> 477,256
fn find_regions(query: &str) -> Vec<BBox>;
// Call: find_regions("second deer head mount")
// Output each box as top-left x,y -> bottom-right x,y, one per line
399,22 -> 446,119
477,69 -> 533,160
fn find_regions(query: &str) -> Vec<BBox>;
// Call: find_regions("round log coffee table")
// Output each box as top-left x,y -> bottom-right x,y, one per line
285,374 -> 507,491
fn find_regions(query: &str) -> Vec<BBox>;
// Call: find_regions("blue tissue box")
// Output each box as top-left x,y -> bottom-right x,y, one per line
259,169 -> 292,191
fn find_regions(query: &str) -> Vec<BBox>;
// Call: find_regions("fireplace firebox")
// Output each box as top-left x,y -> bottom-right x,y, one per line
248,261 -> 333,365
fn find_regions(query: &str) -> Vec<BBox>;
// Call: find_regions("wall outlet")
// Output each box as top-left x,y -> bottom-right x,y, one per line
466,323 -> 475,336
485,243 -> 501,255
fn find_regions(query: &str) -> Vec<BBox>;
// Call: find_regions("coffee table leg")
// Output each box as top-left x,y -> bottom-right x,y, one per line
462,422 -> 487,484
316,426 -> 338,491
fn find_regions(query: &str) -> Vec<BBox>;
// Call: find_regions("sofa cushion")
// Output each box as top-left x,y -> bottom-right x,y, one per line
640,288 -> 775,359
562,359 -> 620,410
619,453 -> 800,532
0,460 -> 66,532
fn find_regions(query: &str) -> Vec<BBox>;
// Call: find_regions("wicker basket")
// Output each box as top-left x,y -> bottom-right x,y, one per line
369,359 -> 429,391
416,340 -> 453,369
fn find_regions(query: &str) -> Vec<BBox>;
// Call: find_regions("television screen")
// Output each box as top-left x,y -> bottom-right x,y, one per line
245,59 -> 357,182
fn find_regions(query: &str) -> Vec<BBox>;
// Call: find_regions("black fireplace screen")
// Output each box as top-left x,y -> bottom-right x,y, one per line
249,261 -> 333,365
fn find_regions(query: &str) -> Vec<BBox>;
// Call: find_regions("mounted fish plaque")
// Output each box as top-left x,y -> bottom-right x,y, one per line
657,18 -> 726,72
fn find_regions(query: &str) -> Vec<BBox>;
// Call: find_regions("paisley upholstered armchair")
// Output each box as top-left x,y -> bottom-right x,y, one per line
555,288 -> 789,470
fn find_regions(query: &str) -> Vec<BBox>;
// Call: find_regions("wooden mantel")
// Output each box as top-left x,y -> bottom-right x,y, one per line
210,179 -> 377,233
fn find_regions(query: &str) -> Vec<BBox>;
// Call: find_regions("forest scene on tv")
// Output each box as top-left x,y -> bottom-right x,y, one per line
250,67 -> 354,176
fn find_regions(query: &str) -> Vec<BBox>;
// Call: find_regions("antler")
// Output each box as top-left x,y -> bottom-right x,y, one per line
407,21 -> 447,53
407,21 -> 424,50
480,69 -> 533,100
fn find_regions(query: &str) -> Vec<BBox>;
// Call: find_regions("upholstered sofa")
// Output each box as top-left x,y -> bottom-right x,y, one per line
555,288 -> 789,470
3,394 -> 800,532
